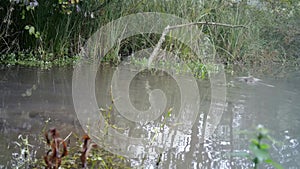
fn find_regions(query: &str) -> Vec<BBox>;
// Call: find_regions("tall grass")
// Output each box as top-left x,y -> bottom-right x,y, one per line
1,0 -> 119,58
0,0 -> 299,66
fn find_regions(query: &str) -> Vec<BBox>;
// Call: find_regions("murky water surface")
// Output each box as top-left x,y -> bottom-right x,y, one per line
0,65 -> 299,168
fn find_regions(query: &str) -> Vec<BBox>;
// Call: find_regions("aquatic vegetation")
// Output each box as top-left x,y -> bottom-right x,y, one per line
44,128 -> 68,169
7,127 -> 129,168
80,134 -> 97,169
42,128 -> 129,169
10,135 -> 37,169
0,52 -> 79,68
236,125 -> 283,169
129,55 -> 209,79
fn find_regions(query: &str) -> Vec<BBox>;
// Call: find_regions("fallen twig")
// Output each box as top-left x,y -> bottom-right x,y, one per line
148,21 -> 247,67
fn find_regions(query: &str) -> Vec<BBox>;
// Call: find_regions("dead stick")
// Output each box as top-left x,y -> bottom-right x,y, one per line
168,21 -> 248,30
148,22 -> 247,67
63,132 -> 72,143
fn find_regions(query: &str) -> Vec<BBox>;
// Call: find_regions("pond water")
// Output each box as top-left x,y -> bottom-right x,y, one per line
0,65 -> 299,168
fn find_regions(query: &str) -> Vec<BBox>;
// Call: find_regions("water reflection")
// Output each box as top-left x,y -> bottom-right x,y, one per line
0,66 -> 81,166
0,65 -> 299,168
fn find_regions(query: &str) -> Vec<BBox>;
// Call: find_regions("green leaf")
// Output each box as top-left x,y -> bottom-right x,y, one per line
26,5 -> 31,11
25,25 -> 30,30
167,108 -> 173,117
249,143 -> 270,163
251,139 -> 259,145
35,31 -> 40,38
21,10 -> 26,19
260,143 -> 270,150
29,26 -> 35,35
265,159 -> 284,169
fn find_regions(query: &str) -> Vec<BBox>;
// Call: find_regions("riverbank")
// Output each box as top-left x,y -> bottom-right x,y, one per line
1,0 -> 299,71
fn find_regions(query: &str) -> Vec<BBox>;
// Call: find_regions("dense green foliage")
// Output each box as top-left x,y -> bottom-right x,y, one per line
0,0 -> 299,67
